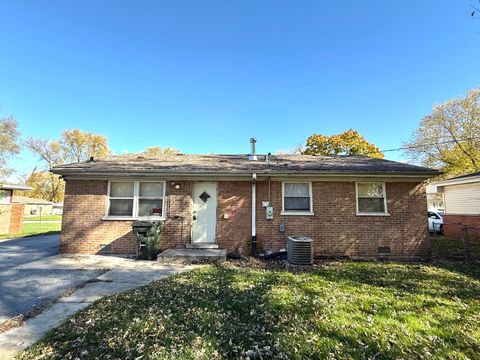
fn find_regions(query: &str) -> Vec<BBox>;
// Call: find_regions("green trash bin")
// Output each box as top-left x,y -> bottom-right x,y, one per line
132,220 -> 162,260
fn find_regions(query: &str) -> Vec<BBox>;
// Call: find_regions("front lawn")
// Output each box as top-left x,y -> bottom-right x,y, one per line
0,222 -> 61,239
20,259 -> 480,359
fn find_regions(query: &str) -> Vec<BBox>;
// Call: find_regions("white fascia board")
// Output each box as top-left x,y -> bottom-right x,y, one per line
433,176 -> 480,187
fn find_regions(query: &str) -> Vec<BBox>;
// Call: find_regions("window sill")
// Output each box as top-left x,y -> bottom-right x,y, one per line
102,216 -> 165,221
281,211 -> 315,216
356,212 -> 390,217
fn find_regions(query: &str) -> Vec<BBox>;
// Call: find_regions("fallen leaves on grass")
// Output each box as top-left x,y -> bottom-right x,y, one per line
19,260 -> 480,360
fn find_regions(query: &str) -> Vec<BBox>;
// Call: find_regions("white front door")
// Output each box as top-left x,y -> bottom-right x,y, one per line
191,182 -> 217,243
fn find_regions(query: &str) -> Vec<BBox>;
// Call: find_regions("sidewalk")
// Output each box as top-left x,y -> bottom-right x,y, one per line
0,255 -> 197,359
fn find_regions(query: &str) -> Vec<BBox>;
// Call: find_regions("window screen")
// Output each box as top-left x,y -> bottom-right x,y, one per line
108,181 -> 165,217
284,183 -> 311,212
108,182 -> 134,216
138,182 -> 164,217
357,182 -> 386,213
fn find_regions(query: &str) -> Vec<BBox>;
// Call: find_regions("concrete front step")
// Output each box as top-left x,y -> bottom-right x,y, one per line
185,243 -> 219,249
157,248 -> 227,263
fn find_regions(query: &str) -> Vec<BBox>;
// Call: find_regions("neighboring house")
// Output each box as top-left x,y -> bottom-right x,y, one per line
0,182 -> 32,204
0,182 -> 33,234
51,150 -> 438,259
12,196 -> 55,215
426,184 -> 444,212
434,172 -> 480,240
52,202 -> 64,215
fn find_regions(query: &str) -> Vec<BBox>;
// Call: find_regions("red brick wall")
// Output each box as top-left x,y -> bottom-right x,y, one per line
216,181 -> 252,254
443,215 -> 480,240
255,181 -> 429,259
60,180 -> 193,254
60,179 -> 429,259
159,181 -> 192,249
8,204 -> 25,233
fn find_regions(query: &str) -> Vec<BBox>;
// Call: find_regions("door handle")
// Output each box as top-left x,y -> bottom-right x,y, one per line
192,211 -> 197,221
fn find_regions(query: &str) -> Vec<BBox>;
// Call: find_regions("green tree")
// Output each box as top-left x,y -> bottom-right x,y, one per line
303,129 -> 384,158
403,88 -> 480,177
0,116 -> 20,178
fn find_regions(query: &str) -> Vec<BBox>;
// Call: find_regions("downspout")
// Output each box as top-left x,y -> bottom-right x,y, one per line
251,172 -> 257,256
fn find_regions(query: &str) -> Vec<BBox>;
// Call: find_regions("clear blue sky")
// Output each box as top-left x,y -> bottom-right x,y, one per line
1,1 -> 479,178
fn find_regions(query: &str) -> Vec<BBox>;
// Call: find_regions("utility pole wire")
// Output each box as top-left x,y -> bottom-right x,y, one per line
381,136 -> 480,153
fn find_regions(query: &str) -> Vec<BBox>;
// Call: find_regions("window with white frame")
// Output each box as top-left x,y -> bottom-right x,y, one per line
282,182 -> 313,213
356,182 -> 387,214
107,181 -> 165,218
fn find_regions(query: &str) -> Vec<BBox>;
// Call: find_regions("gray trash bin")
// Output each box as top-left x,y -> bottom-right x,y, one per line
132,220 -> 162,260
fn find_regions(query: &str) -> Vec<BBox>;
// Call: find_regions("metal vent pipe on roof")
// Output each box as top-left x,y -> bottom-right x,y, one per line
248,137 -> 258,161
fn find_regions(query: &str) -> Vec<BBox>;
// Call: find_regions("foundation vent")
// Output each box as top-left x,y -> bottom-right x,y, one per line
378,246 -> 391,255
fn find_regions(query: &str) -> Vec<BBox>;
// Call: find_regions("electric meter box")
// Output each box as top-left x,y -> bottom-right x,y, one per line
266,206 -> 274,220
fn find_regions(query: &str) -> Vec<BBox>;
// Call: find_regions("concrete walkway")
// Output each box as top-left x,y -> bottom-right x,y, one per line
157,248 -> 227,263
0,255 -> 197,359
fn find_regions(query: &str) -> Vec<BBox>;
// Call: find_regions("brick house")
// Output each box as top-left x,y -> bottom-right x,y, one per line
433,172 -> 480,240
52,151 -> 438,259
0,182 -> 32,234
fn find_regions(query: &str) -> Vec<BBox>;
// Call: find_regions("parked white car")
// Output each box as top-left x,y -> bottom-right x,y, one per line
428,211 -> 443,234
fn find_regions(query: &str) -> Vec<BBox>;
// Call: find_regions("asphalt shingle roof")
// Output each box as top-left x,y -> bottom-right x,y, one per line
444,171 -> 480,180
51,153 -> 438,177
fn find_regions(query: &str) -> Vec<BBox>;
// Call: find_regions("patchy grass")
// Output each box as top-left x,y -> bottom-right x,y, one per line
0,222 -> 61,239
19,259 -> 480,359
23,214 -> 62,222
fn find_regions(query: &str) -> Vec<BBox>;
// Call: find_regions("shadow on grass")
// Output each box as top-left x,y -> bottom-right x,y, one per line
21,269 -> 285,359
311,261 -> 480,301
20,263 -> 480,360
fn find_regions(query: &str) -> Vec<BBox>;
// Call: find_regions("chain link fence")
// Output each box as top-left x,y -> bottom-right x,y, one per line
431,222 -> 480,262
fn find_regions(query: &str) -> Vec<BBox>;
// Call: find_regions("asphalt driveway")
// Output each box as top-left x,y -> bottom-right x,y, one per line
0,235 -> 103,323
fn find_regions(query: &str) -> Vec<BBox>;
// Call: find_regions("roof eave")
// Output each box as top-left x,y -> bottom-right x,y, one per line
434,176 -> 480,187
52,168 -> 438,179
0,184 -> 34,191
